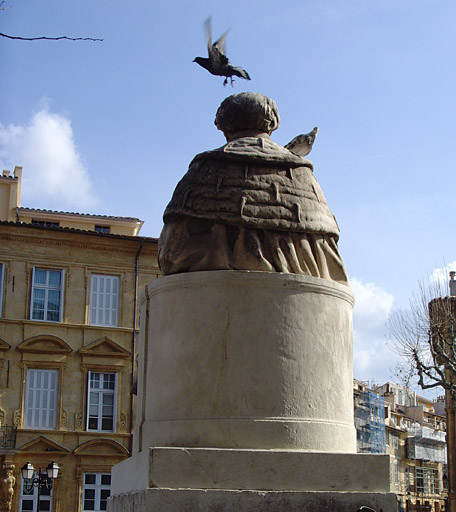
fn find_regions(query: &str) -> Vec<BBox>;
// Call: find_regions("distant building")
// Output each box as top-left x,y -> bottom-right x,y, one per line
354,380 -> 447,512
0,167 -> 160,512
353,379 -> 386,454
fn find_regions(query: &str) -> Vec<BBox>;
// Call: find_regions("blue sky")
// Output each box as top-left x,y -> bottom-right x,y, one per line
1,0 -> 456,396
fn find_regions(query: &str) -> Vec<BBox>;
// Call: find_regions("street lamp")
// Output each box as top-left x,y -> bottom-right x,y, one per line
21,461 -> 59,512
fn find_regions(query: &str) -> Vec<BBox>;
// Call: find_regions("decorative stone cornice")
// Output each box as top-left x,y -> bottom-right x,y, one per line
0,231 -> 158,257
0,233 -> 141,254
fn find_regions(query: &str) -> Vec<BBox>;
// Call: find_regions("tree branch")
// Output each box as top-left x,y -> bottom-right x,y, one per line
0,33 -> 103,41
387,274 -> 456,398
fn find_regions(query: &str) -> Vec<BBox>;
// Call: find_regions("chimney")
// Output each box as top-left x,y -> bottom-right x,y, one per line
450,271 -> 456,297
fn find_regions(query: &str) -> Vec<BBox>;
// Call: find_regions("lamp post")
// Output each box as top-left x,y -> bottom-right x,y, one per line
21,461 -> 59,512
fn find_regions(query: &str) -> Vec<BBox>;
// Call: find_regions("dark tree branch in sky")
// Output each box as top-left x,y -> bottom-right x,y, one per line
0,3 -> 102,41
0,33 -> 103,41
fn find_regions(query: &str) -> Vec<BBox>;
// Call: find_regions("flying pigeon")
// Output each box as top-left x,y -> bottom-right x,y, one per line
193,17 -> 251,87
284,127 -> 319,157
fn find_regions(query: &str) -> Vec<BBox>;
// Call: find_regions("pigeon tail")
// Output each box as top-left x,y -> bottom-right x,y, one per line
231,66 -> 251,80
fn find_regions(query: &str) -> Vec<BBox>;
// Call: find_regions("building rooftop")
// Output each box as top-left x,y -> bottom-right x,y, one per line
0,220 -> 158,242
17,207 -> 142,223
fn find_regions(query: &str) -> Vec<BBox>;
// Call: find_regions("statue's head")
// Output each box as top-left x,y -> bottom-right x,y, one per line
215,92 -> 280,141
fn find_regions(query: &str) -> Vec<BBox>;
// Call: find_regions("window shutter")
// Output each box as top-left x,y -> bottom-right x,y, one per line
90,275 -> 119,326
25,369 -> 58,429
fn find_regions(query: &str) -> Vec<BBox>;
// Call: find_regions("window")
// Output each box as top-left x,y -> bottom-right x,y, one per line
393,435 -> 399,450
25,369 -> 58,429
31,220 -> 60,228
94,225 -> 110,234
83,473 -> 111,511
87,372 -> 117,432
31,268 -> 63,322
0,263 -> 3,317
416,467 -> 436,494
429,469 -> 436,494
90,275 -> 119,327
20,473 -> 52,511
414,467 -> 437,495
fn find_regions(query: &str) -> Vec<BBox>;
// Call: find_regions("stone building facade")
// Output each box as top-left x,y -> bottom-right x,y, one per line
0,167 -> 159,511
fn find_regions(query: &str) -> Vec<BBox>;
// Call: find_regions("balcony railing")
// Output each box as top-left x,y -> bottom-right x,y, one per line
0,425 -> 17,449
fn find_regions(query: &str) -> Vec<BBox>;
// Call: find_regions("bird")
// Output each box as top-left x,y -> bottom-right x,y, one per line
193,17 -> 251,87
284,127 -> 319,157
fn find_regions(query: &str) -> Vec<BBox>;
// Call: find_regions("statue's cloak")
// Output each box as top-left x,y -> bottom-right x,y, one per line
163,136 -> 340,239
159,135 -> 347,283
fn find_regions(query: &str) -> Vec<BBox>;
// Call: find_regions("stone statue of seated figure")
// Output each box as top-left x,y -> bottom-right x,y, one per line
158,92 -> 348,284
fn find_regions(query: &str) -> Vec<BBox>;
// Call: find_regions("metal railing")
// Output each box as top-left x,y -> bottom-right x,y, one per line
0,425 -> 17,449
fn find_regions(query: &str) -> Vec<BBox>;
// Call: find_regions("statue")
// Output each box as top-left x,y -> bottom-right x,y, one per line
1,464 -> 15,512
158,92 -> 347,284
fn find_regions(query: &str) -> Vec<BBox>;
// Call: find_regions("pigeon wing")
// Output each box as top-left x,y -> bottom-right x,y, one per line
204,18 -> 229,69
204,17 -> 212,52
213,29 -> 229,56
209,45 -> 229,69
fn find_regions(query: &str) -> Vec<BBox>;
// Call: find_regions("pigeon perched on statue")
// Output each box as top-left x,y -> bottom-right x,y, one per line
193,17 -> 251,86
285,127 -> 319,157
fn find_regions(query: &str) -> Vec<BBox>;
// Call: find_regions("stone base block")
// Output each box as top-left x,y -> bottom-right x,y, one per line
108,488 -> 399,512
112,447 -> 391,495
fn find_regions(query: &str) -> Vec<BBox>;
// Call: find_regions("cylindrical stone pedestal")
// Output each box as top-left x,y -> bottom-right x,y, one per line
139,271 -> 356,453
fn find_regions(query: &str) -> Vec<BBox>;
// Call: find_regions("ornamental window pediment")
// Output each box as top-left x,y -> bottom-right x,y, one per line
19,434 -> 70,454
78,336 -> 130,359
0,337 -> 11,352
17,335 -> 73,355
73,438 -> 128,457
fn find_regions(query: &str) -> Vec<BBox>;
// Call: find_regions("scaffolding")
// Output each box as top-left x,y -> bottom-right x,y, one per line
354,391 -> 386,453
406,426 -> 447,464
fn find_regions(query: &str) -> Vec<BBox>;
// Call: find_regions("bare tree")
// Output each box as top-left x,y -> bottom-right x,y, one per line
388,272 -> 456,511
387,275 -> 456,395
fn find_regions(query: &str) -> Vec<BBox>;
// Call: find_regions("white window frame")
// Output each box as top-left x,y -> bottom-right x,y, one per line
82,473 -> 111,511
25,369 -> 58,430
20,472 -> 53,511
86,371 -> 117,433
429,468 -> 436,494
30,268 -> 64,322
416,466 -> 428,494
0,263 -> 4,318
89,274 -> 120,327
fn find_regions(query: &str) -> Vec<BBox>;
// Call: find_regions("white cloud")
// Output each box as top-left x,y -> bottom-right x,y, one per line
0,103 -> 99,212
430,261 -> 456,288
351,277 -> 397,385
